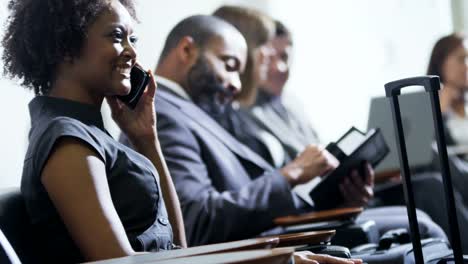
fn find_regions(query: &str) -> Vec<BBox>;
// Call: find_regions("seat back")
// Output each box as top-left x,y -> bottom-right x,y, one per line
0,188 -> 37,263
0,228 -> 21,264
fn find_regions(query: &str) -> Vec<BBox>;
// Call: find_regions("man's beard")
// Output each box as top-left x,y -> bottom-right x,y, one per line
186,56 -> 234,117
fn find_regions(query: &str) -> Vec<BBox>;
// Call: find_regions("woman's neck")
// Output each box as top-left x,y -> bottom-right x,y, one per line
49,76 -> 103,107
440,83 -> 466,117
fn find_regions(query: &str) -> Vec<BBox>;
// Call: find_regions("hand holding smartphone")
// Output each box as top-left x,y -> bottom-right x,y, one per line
117,65 -> 150,109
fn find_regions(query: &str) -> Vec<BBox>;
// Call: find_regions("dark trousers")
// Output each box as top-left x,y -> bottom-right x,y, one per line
374,172 -> 468,254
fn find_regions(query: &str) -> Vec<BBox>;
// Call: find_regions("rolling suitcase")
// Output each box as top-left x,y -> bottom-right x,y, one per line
385,76 -> 467,263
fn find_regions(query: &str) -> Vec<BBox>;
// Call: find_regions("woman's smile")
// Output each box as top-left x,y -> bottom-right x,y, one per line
115,63 -> 132,79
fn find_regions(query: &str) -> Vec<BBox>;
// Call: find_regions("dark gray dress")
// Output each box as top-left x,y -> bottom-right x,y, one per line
21,96 -> 173,263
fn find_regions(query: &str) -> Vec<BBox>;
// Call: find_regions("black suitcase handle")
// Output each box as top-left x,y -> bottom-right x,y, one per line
384,76 -> 464,264
385,75 -> 441,96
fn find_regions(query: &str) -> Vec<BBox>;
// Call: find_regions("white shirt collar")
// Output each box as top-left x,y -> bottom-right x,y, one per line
155,75 -> 192,101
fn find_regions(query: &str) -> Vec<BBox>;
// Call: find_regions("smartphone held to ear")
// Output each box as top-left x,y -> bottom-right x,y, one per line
117,65 -> 150,109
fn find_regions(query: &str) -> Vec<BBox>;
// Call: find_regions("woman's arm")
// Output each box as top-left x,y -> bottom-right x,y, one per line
42,137 -> 135,261
108,70 -> 187,248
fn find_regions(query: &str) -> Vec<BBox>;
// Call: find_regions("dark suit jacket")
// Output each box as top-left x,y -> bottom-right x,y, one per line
154,85 -> 308,246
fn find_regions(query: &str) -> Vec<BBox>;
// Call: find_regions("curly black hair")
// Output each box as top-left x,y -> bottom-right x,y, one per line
1,0 -> 137,95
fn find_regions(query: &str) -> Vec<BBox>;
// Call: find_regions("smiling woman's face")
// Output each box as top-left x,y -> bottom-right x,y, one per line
68,0 -> 138,97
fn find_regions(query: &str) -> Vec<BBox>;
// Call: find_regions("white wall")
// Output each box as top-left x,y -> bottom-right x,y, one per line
269,0 -> 453,142
0,0 -> 454,187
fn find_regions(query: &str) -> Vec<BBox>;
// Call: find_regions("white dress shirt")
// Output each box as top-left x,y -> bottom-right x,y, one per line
155,75 -> 191,101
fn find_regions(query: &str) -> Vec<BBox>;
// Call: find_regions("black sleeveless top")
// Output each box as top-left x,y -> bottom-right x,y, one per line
21,96 -> 173,263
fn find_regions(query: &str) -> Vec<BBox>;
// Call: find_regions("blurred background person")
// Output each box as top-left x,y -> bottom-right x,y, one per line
425,33 -> 468,252
427,33 -> 468,148
251,19 -> 320,162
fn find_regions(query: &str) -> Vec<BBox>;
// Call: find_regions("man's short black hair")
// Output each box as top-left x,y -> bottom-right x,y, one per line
158,15 -> 238,63
2,0 -> 137,95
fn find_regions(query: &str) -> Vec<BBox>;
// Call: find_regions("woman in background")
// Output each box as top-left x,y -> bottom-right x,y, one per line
426,34 -> 468,252
427,33 -> 468,147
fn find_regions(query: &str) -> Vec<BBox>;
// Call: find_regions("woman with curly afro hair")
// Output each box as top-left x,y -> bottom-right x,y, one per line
2,0 -> 186,262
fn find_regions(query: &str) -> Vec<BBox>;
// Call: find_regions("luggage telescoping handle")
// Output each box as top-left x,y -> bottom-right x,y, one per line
385,75 -> 463,264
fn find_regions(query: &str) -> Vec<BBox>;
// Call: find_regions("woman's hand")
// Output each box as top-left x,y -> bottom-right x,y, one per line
107,68 -> 158,148
293,251 -> 362,264
108,68 -> 189,247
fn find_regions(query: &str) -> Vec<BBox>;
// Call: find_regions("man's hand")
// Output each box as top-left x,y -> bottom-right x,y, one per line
293,251 -> 362,264
107,69 -> 158,150
280,145 -> 339,187
340,162 -> 375,207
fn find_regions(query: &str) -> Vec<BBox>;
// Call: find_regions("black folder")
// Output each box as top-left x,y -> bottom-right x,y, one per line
308,127 -> 389,210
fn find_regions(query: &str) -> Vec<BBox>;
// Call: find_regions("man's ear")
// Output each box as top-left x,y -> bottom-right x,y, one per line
175,36 -> 199,64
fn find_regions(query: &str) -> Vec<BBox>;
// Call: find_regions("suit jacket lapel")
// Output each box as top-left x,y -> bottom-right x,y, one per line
252,105 -> 305,152
157,84 -> 274,171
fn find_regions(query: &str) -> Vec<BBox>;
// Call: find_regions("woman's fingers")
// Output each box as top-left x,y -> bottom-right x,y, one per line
145,70 -> 157,100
